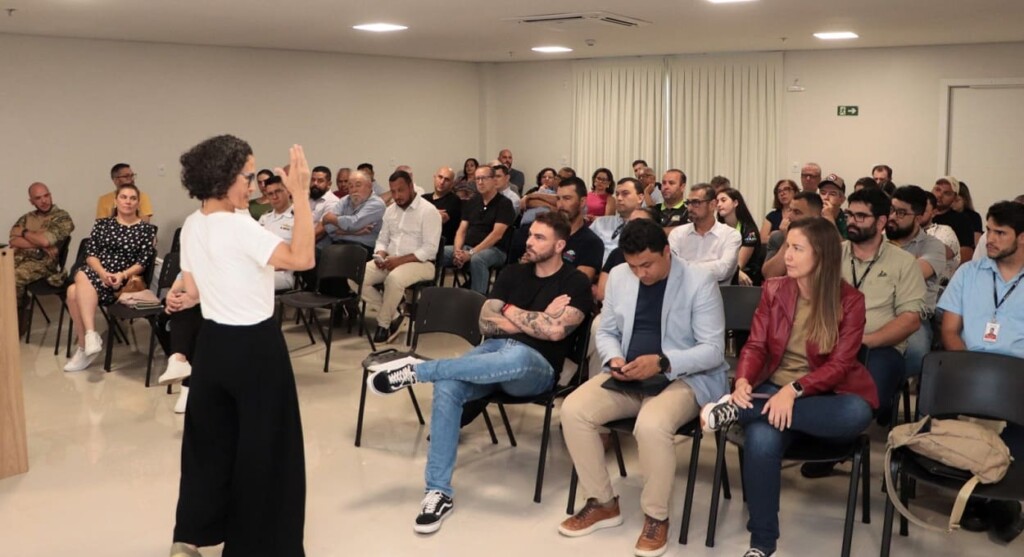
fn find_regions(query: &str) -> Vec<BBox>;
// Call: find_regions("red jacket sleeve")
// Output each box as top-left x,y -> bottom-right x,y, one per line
796,285 -> 866,396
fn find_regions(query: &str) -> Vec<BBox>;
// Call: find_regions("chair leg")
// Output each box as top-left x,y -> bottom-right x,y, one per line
901,383 -> 912,425
841,449 -> 861,557
678,430 -> 701,545
861,439 -> 871,524
497,403 -> 516,447
705,430 -> 729,548
482,408 -> 498,444
881,493 -> 896,557
721,451 -> 733,500
297,309 -> 316,346
355,367 -> 369,447
567,466 -> 579,515
54,301 -> 67,356
323,306 -> 335,373
532,402 -> 554,503
144,319 -> 157,387
407,387 -> 425,425
66,315 -> 74,357
34,294 -> 51,324
611,432 -> 627,477
898,464 -> 910,537
103,317 -> 115,372
737,445 -> 748,502
24,294 -> 35,344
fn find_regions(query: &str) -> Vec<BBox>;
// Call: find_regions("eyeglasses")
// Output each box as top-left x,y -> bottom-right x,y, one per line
844,210 -> 875,223
474,175 -> 494,183
241,172 -> 256,185
890,208 -> 919,219
801,173 -> 821,179
685,198 -> 713,207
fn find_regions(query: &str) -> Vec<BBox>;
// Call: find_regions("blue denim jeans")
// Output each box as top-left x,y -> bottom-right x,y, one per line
737,383 -> 873,553
903,322 -> 933,378
865,346 -> 907,419
415,338 -> 555,496
444,245 -> 506,294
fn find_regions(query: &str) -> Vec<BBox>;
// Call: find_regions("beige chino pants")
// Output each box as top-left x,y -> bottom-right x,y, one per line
359,260 -> 435,328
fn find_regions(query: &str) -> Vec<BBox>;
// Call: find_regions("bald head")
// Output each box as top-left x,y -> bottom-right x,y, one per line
498,149 -> 513,168
28,182 -> 53,213
434,166 -> 455,195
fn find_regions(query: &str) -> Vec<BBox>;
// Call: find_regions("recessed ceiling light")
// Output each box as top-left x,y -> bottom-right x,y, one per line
707,0 -> 758,4
814,31 -> 859,40
532,46 -> 573,54
353,23 -> 408,33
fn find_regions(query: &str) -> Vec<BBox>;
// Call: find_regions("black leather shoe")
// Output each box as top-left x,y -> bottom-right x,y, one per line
960,498 -> 991,532
800,461 -> 838,479
372,326 -> 390,344
990,500 -> 1023,542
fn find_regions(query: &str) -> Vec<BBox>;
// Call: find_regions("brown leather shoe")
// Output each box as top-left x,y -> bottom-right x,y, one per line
634,514 -> 669,557
558,496 -> 623,537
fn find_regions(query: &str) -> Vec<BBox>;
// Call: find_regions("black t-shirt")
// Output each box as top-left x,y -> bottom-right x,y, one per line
562,226 -> 604,275
653,203 -> 689,229
963,209 -> 983,235
462,193 -> 516,248
602,247 -> 626,273
933,210 -> 976,249
489,263 -> 594,370
734,220 -> 765,285
625,278 -> 667,362
424,191 -> 462,245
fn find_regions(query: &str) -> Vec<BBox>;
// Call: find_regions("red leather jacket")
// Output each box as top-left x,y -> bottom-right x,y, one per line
735,277 -> 879,409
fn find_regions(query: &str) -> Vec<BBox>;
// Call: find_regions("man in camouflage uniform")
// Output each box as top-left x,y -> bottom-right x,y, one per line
8,182 -> 75,332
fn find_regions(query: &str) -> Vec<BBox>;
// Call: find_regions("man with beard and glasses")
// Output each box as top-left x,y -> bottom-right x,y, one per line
937,200 -> 1024,542
887,186 -> 946,377
310,165 -> 340,241
367,210 -> 592,535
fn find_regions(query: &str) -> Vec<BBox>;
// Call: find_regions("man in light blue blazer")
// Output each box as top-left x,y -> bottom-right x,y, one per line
558,218 -> 728,557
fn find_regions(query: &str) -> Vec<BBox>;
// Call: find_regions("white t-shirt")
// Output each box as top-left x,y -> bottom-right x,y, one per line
180,209 -> 283,325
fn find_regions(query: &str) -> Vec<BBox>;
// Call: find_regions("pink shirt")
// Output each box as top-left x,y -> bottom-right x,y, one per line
585,192 -> 609,218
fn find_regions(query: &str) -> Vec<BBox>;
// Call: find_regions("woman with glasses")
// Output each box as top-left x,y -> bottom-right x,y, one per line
169,136 -> 314,557
63,183 -> 157,371
760,180 -> 797,244
717,188 -> 764,286
700,217 -> 878,557
584,167 -> 615,223
248,169 -> 275,220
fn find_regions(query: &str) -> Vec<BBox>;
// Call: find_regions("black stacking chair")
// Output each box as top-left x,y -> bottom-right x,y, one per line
720,285 -> 762,372
22,235 -> 73,345
881,351 -> 1024,556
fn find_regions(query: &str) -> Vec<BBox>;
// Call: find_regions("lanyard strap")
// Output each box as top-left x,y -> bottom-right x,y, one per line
851,256 -> 879,290
992,271 -> 1024,313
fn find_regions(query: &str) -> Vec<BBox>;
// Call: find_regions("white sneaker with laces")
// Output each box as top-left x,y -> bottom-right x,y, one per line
84,330 -> 103,357
64,347 -> 97,372
174,386 -> 189,414
159,357 -> 192,385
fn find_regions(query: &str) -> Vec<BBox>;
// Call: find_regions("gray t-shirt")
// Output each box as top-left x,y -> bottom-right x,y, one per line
896,229 -> 947,315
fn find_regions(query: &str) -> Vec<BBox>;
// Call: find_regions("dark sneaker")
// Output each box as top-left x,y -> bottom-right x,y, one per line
800,461 -> 839,479
387,315 -> 405,343
558,496 -> 623,537
992,500 -> 1024,542
372,326 -> 390,344
368,363 -> 417,395
700,394 -> 739,432
634,514 -> 669,557
742,548 -> 776,557
414,490 -> 453,534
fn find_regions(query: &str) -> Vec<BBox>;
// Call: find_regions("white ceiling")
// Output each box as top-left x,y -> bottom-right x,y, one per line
1,0 -> 1024,63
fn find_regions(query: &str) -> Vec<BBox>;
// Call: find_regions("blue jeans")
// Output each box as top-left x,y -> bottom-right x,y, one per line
738,383 -> 873,553
903,322 -> 933,378
415,338 -> 555,496
444,245 -> 506,294
865,346 -> 907,419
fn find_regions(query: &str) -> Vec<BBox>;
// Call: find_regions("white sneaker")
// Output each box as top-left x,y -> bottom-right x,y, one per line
64,347 -> 97,372
174,386 -> 189,414
84,331 -> 103,357
159,357 -> 192,385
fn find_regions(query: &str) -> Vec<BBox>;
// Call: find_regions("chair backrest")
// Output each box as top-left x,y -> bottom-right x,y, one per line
720,285 -> 762,332
55,236 -> 73,270
411,286 -> 485,349
430,236 -> 446,285
170,227 -> 182,254
316,244 -> 368,287
560,312 -> 595,387
140,224 -> 160,287
918,351 -> 1024,427
67,238 -> 92,281
157,251 -> 181,291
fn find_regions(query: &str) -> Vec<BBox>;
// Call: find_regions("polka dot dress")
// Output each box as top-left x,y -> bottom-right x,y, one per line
82,217 -> 157,306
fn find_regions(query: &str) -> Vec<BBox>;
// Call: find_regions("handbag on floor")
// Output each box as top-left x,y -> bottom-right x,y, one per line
884,415 -> 1013,532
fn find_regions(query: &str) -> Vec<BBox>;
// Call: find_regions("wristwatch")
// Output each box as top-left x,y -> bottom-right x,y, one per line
789,381 -> 804,398
465,246 -> 475,255
658,352 -> 671,374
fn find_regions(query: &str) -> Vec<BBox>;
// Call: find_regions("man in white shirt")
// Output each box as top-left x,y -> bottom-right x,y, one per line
362,170 -> 442,344
258,177 -> 297,291
668,183 -> 741,285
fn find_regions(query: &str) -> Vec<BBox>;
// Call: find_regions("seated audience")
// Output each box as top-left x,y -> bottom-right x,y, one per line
938,199 -> 1024,541
9,182 -> 75,333
65,183 -> 157,371
887,186 -> 946,377
668,183 -> 741,285
584,167 -> 615,223
552,177 -> 604,281
800,162 -> 822,193
710,175 -> 732,193
248,168 -> 274,220
762,192 -> 823,279
818,174 -> 849,238
521,167 -> 558,224
931,176 -> 976,264
494,163 -> 521,214
446,165 -> 516,294
454,158 -> 479,196
558,167 -> 577,180
701,217 -> 878,557
592,178 -> 645,264
717,187 -> 764,286
852,176 -> 876,193
972,194 -> 1024,262
322,169 -> 386,252
97,163 -> 154,222
921,191 -> 961,279
952,181 -> 984,246
498,148 -> 526,194
310,167 -> 340,241
641,167 -> 663,207
652,169 -> 689,232
367,211 -> 591,534
362,170 -> 442,344
334,167 -> 351,199
359,162 -> 388,203
558,219 -> 727,556
257,177 -> 297,291
423,166 -> 461,245
872,164 -> 896,197
760,179 -> 797,242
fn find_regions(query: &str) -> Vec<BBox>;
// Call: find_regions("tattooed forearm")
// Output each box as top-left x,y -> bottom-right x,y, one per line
506,306 -> 584,341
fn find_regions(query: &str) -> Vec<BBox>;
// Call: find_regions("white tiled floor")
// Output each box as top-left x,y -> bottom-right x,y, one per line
2,298 -> 1019,556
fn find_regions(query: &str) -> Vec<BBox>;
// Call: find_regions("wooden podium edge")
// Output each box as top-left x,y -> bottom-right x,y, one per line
0,248 -> 29,479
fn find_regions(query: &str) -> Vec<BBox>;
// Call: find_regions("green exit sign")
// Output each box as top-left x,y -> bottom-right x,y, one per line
837,105 -> 860,116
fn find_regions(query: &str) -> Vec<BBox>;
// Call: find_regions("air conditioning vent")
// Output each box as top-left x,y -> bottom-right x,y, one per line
507,12 -> 650,28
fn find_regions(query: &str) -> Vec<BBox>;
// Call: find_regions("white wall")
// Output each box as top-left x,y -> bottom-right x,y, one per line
0,34 -> 481,253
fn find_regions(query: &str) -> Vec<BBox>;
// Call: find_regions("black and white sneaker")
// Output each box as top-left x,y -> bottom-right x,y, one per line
414,490 -> 453,534
701,394 -> 740,432
742,547 -> 775,557
368,363 -> 417,395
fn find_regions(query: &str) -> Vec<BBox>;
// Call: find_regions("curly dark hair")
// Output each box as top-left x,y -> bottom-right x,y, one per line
179,135 -> 253,200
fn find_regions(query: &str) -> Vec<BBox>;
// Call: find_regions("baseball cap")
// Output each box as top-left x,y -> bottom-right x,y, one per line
936,175 -> 960,195
819,173 -> 846,193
